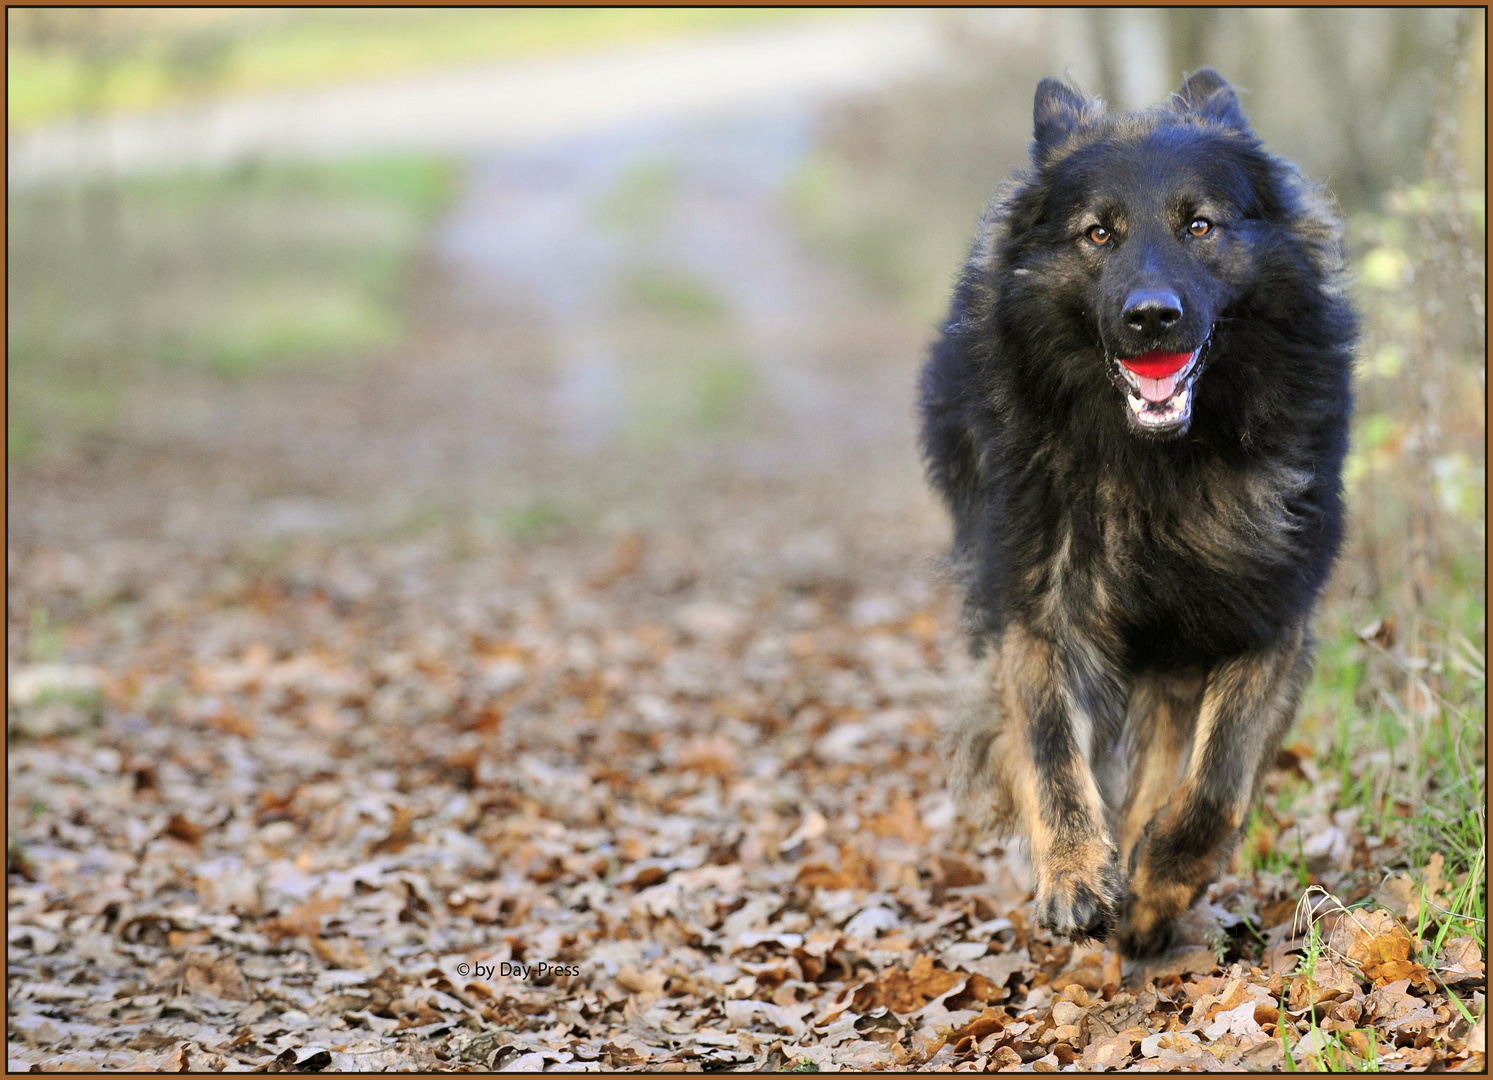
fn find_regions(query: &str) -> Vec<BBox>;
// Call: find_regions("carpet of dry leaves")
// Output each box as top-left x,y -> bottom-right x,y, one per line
8,154 -> 1486,1075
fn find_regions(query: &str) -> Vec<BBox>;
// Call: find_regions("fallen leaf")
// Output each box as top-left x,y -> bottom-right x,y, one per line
936,854 -> 985,888
989,1045 -> 1023,1069
1274,741 -> 1321,783
615,966 -> 668,995
1288,957 -> 1361,1013
676,735 -> 740,779
149,951 -> 251,1001
778,809 -> 828,853
1363,978 -> 1421,1024
1203,1000 -> 1264,1040
1421,853 -> 1448,908
162,814 -> 205,845
1356,615 -> 1397,648
843,905 -> 900,941
204,705 -> 256,739
263,893 -> 339,942
1436,936 -> 1485,984
1327,907 -> 1433,989
852,954 -> 962,1015
1463,1012 -> 1486,1055
1081,1031 -> 1138,1069
310,936 -> 368,969
1261,940 -> 1300,974
1240,1039 -> 1284,1069
369,806 -> 416,855
950,1006 -> 1008,1042
1140,1030 -> 1201,1058
866,792 -> 929,844
1376,873 -> 1419,919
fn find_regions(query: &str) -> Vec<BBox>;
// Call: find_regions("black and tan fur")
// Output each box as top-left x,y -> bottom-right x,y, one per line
924,71 -> 1354,956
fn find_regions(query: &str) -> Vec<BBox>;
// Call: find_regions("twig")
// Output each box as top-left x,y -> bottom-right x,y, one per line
1418,899 -> 1486,925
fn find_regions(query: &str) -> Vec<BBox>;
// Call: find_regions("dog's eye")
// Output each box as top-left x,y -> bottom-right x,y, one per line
1188,218 -> 1213,237
1086,225 -> 1110,245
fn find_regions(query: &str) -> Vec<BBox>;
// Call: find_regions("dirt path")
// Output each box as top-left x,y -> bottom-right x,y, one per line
8,12 -> 947,186
8,103 -> 934,548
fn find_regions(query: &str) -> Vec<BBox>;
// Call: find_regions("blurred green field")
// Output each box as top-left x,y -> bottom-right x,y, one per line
7,8 -> 839,129
615,264 -> 759,446
5,8 -> 840,463
6,156 -> 455,460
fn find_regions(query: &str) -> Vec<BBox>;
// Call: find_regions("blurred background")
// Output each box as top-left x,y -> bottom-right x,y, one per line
7,6 -> 1486,974
10,8 -> 1483,554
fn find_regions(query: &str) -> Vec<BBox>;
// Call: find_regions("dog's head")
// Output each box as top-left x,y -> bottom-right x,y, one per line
999,70 -> 1299,440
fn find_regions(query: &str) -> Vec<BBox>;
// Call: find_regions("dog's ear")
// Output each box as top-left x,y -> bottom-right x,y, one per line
1172,68 -> 1249,129
1032,78 -> 1102,157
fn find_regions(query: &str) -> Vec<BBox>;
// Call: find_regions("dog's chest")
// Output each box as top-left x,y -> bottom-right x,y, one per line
1028,458 -> 1310,645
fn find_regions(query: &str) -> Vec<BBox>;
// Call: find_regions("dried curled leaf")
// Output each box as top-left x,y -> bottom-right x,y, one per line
1288,957 -> 1361,1012
1327,908 -> 1434,989
1436,936 -> 1485,984
851,954 -> 962,1015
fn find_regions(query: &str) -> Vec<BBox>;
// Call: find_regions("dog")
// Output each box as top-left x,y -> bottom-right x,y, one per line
921,70 -> 1355,957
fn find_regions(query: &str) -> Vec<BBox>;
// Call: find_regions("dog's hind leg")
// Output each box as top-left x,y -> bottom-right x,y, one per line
1117,624 -> 1311,957
993,625 -> 1126,942
1113,671 -> 1204,867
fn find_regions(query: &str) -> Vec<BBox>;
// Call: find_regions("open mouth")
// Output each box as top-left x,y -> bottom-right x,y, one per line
1111,343 -> 1206,433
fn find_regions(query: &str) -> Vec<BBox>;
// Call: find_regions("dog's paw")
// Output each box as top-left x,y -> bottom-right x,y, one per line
1117,834 -> 1214,958
1115,891 -> 1177,958
1033,848 -> 1123,943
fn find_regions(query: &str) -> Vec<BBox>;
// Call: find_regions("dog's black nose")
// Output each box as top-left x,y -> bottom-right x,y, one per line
1123,289 -> 1183,336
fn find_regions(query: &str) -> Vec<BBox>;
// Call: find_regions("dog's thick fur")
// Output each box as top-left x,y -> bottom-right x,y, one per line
921,70 -> 1354,956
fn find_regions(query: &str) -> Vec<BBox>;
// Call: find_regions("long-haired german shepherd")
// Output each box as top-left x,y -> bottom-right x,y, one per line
921,70 -> 1355,957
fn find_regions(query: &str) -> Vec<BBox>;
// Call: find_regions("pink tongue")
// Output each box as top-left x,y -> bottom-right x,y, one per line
1136,372 -> 1180,403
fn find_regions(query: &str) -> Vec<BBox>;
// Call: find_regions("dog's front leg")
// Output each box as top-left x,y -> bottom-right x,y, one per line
1000,625 -> 1125,942
1117,625 -> 1311,957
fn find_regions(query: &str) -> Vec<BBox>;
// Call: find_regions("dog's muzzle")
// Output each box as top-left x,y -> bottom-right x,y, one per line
1106,336 -> 1210,435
